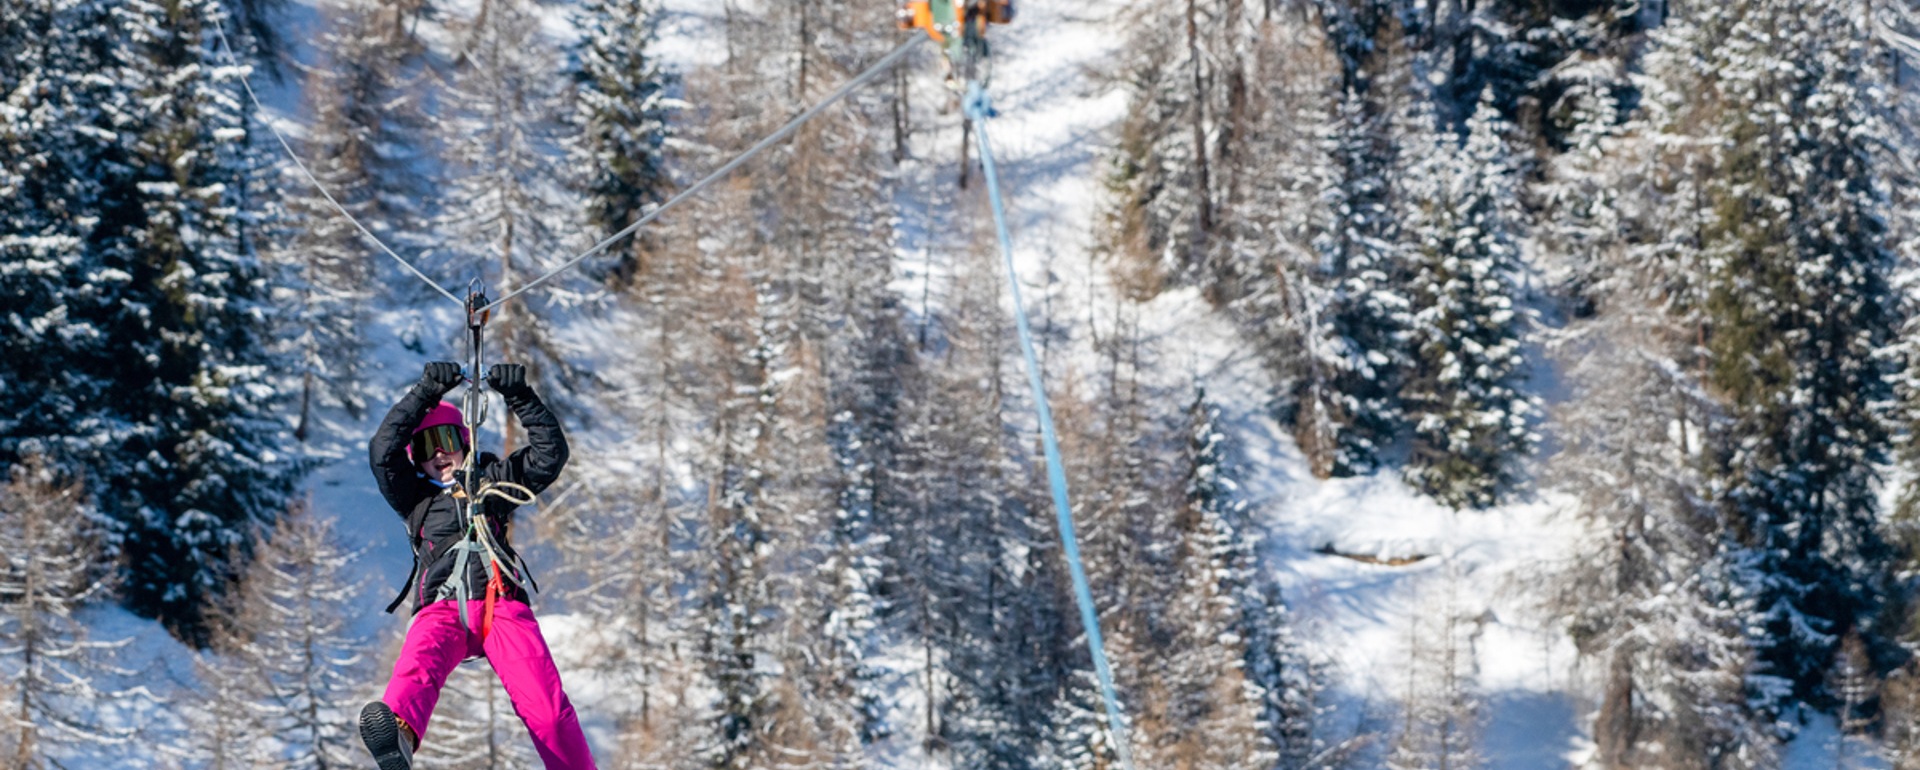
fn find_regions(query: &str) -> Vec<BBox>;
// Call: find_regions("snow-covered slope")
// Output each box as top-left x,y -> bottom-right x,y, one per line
58,0 -> 1736,768
94,0 -> 1600,766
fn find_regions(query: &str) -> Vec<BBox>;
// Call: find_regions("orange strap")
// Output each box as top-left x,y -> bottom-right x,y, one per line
481,561 -> 505,639
898,1 -> 940,39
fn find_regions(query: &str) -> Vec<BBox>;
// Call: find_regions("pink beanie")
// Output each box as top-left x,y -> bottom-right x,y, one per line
407,402 -> 471,462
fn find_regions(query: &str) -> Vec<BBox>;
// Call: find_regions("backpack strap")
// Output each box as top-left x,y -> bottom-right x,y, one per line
384,493 -> 441,614
383,559 -> 417,615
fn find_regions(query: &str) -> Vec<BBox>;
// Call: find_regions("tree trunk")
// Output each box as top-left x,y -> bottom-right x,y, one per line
795,0 -> 809,100
296,369 -> 314,443
1187,0 -> 1213,265
894,65 -> 911,163
1595,652 -> 1637,768
959,117 -> 973,189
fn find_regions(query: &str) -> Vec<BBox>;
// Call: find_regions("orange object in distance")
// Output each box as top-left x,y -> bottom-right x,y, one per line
897,1 -> 943,40
898,1 -> 1011,43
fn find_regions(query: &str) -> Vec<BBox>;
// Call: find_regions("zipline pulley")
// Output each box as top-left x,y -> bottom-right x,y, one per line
462,278 -> 492,497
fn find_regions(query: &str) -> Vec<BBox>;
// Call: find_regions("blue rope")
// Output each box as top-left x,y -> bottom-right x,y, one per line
964,82 -> 1138,770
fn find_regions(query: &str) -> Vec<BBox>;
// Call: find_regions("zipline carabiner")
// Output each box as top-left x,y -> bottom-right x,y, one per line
462,278 -> 492,497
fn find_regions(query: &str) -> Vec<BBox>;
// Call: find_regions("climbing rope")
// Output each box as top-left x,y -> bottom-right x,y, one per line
208,16 -> 467,308
963,82 -> 1138,770
443,487 -> 523,642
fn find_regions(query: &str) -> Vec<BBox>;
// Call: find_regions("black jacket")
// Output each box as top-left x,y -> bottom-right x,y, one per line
369,383 -> 568,615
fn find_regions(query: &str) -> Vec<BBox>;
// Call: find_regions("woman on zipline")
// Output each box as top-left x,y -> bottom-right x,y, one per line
359,361 -> 597,770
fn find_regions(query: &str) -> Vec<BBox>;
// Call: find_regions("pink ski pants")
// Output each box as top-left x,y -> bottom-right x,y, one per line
383,599 -> 598,770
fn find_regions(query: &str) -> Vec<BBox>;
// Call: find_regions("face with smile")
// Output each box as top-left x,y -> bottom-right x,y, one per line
420,448 -> 465,484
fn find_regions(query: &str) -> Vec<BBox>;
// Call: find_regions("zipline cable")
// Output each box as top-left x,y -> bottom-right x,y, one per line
963,82 -> 1138,770
208,16 -> 467,308
478,36 -> 925,315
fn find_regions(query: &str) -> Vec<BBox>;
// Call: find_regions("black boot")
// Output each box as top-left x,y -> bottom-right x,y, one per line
359,701 -> 415,770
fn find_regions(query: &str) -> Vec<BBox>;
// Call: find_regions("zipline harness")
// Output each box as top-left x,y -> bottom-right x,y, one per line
373,279 -> 540,644
449,281 -> 539,643
214,6 -> 1136,762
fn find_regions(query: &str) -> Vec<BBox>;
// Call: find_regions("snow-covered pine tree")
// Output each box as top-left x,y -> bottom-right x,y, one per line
436,0 -> 589,441
540,180 -> 710,768
269,0 -> 431,442
883,226 -> 1068,769
1183,388 -> 1358,769
1886,662 -> 1920,770
1539,37 -> 1788,753
1548,310 -> 1777,770
0,457 -> 129,766
409,663 -> 540,770
1133,388 -> 1274,770
87,0 -> 297,641
0,0 -> 29,92
754,313 -> 872,765
1193,6 -> 1412,482
696,238 -> 874,770
1309,76 -> 1411,478
1273,629 -> 1369,770
1649,0 -> 1903,713
1879,0 -> 1920,649
1100,0 -> 1204,297
697,272 -> 876,767
604,53 -> 768,760
0,0 -> 118,475
1386,566 -> 1482,770
783,23 -> 915,731
1317,0 -> 1404,91
1364,0 -> 1642,156
566,0 -> 672,278
769,7 -> 910,742
1043,311 -> 1163,770
204,500 -> 368,769
1104,0 -> 1415,485
1539,30 -> 1789,759
1396,89 -> 1533,510
698,270 -> 781,770
1829,633 -> 1879,767
1534,43 -> 1631,319
4,0 -> 295,644
818,418 -> 888,744
1229,14 -> 1346,480
1102,0 -> 1280,298
175,645 -> 277,769
685,5 -> 904,764
642,8 -> 849,764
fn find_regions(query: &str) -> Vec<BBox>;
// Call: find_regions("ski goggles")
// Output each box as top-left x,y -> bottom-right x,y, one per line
411,423 -> 468,461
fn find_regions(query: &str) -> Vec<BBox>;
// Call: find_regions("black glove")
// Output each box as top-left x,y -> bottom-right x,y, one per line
487,363 -> 530,396
417,361 -> 465,397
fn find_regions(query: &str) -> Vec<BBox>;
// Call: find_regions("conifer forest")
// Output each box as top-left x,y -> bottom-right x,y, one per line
10,0 -> 1920,767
